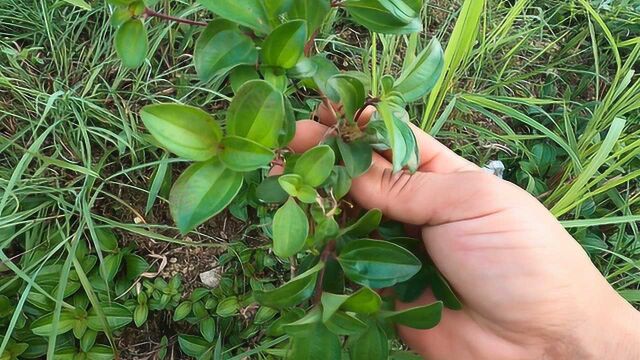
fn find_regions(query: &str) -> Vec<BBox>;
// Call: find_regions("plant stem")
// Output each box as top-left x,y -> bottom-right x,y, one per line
312,240 -> 336,304
144,8 -> 207,27
371,32 -> 378,97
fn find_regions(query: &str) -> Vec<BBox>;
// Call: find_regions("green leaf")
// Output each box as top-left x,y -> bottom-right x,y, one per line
394,38 -> 444,102
178,335 -> 212,358
324,311 -> 367,335
262,20 -> 307,69
338,239 -> 421,288
133,304 -> 148,327
220,136 -> 275,172
344,0 -> 422,34
125,254 -> 149,280
287,323 -> 341,360
372,102 -> 418,172
194,20 -> 258,82
30,310 -> 75,336
265,0 -> 294,18
169,159 -> 243,234
256,176 -> 289,204
114,19 -> 148,69
62,0 -> 91,9
140,103 -> 222,162
227,80 -> 285,148
327,74 -> 367,122
294,145 -> 336,187
200,317 -> 216,342
196,0 -> 271,34
342,287 -> 382,314
278,174 -> 304,197
272,198 -> 309,258
320,292 -> 348,322
87,304 -> 132,331
100,253 -> 123,282
216,296 -> 239,317
340,209 -> 382,238
348,320 -> 388,360
288,57 -> 318,78
80,330 -> 97,352
95,228 -> 118,252
174,301 -> 193,321
427,265 -> 462,310
253,262 -> 323,308
329,166 -> 352,199
110,7 -> 131,28
288,0 -> 331,34
229,65 -> 260,94
337,138 -> 373,178
85,345 -> 115,360
381,301 -> 442,329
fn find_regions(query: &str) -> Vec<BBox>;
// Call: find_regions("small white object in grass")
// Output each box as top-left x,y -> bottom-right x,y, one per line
200,267 -> 223,288
483,160 -> 505,179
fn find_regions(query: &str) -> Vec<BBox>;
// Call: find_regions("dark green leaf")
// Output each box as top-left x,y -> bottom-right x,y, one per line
394,38 -> 444,102
178,335 -> 212,358
327,74 -> 367,122
85,345 -> 115,360
229,65 -> 260,94
174,301 -> 192,321
427,265 -> 462,310
294,145 -> 335,187
344,0 -> 422,34
200,317 -> 216,342
125,254 -> 149,280
169,159 -> 243,234
256,176 -> 289,204
100,252 -> 123,282
340,209 -> 382,238
338,239 -> 421,288
227,80 -> 285,148
220,136 -> 275,172
324,311 -> 367,335
114,19 -> 148,68
272,198 -> 309,258
194,20 -> 258,82
348,320 -> 388,360
140,103 -> 222,162
30,310 -> 75,336
95,228 -> 118,253
216,296 -> 239,317
262,20 -> 307,69
381,301 -> 442,329
253,262 -> 323,308
287,323 -> 341,360
288,0 -> 331,34
87,304 -> 132,331
80,330 -> 97,352
196,0 -> 271,33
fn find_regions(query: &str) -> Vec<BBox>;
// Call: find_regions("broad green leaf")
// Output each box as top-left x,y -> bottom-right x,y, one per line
0,296 -> 12,317
140,103 -> 222,162
325,311 -> 367,335
114,19 -> 148,69
87,304 -> 132,331
169,159 -> 243,234
288,0 -> 331,34
227,80 -> 285,148
178,335 -> 212,358
95,228 -> 118,252
272,198 -> 309,258
288,57 -> 318,78
279,98 -> 297,147
196,0 -> 271,33
220,136 -> 274,172
194,20 -> 258,82
283,307 -> 322,335
287,323 -> 341,360
337,138 -> 373,178
342,287 -> 382,314
262,20 -> 307,69
262,67 -> 288,92
125,254 -> 149,280
200,317 -> 216,342
327,74 -> 367,122
340,209 -> 382,238
253,262 -> 323,308
100,253 -> 123,282
348,320 -> 388,360
174,301 -> 192,321
110,7 -> 131,28
426,265 -> 462,310
338,239 -> 421,288
30,310 -> 75,336
394,38 -> 444,102
329,165 -> 351,199
294,145 -> 336,187
256,176 -> 289,204
265,0 -> 294,18
381,301 -> 442,329
278,174 -> 304,197
107,0 -> 137,5
85,345 -> 115,360
320,292 -> 348,322
373,102 -> 418,172
229,65 -> 260,94
216,296 -> 239,317
133,304 -> 148,327
344,0 -> 422,34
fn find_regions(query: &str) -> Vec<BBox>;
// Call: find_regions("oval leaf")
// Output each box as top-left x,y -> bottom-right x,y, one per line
337,138 -> 373,178
30,310 -> 76,336
196,0 -> 271,34
272,198 -> 309,258
262,20 -> 307,69
341,287 -> 382,314
394,38 -> 444,102
227,80 -> 285,148
348,320 -> 388,360
87,304 -> 132,331
195,20 -> 258,82
287,0 -> 331,34
114,19 -> 148,69
169,159 -> 243,234
253,262 -> 323,308
140,103 -> 222,161
381,301 -> 443,329
344,0 -> 422,34
287,323 -> 341,360
220,136 -> 275,172
338,239 -> 421,288
294,145 -> 336,187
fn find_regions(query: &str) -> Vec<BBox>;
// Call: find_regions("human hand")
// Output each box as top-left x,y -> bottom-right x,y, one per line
289,109 -> 640,360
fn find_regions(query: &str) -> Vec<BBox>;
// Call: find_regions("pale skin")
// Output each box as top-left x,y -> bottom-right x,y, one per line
288,105 -> 640,360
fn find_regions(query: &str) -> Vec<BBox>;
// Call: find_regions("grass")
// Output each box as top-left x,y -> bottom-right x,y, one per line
0,0 -> 639,358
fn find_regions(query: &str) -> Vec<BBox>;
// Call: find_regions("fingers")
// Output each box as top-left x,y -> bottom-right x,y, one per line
287,120 -> 333,152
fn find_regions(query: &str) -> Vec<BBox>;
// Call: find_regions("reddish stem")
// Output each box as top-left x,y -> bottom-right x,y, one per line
144,8 -> 207,27
312,240 -> 336,304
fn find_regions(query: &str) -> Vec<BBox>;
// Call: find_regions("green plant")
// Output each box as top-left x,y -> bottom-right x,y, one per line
106,0 -> 460,357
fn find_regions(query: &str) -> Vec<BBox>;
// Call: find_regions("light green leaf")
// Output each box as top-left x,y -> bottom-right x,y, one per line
174,302 -> 193,321
394,38 -> 444,102
196,0 -> 271,33
272,198 -> 309,258
294,145 -> 336,187
338,239 -> 421,288
230,65 -> 260,94
194,20 -> 258,82
344,0 -> 422,34
114,19 -> 148,69
381,301 -> 442,329
30,310 -> 75,336
341,287 -> 382,314
227,80 -> 285,148
253,262 -> 323,308
262,20 -> 307,69
85,345 -> 115,360
348,320 -> 388,360
133,304 -> 148,327
100,253 -> 122,282
140,103 -> 222,161
220,136 -> 275,172
169,159 -> 243,234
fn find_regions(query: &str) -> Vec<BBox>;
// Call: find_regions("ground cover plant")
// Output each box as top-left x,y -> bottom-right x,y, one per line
0,0 -> 639,359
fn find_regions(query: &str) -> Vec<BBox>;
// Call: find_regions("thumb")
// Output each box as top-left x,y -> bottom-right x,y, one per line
350,154 -> 518,226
